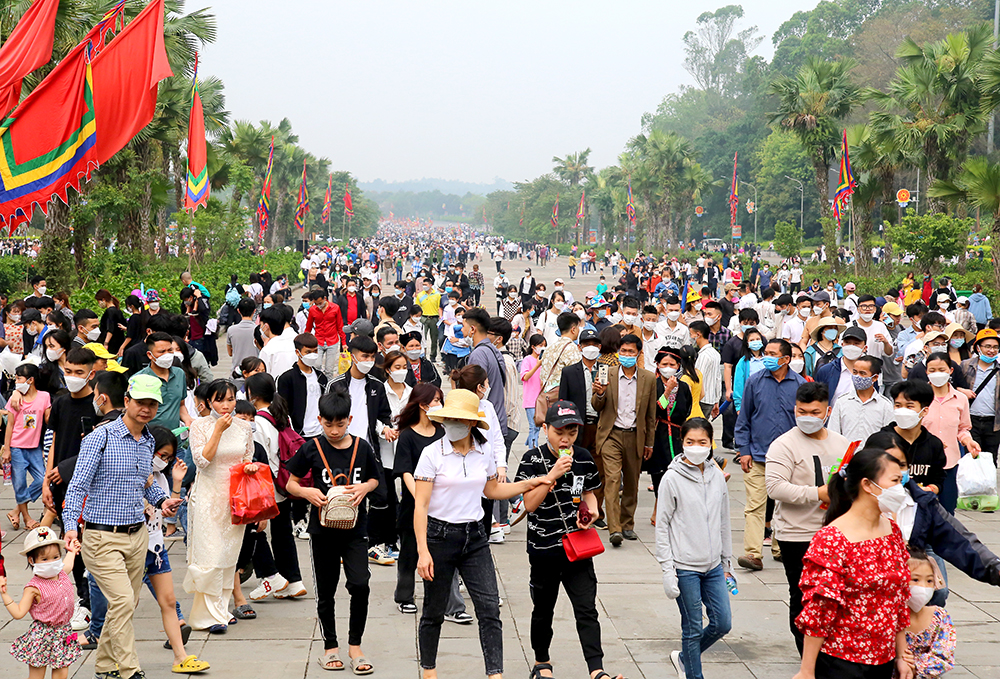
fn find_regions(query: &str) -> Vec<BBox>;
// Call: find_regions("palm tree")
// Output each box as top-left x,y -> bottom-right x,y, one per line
629,130 -> 695,249
552,149 -> 594,187
929,157 -> 1000,287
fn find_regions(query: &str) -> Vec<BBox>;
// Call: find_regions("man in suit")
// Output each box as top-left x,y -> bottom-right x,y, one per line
558,328 -> 608,527
592,333 -> 657,546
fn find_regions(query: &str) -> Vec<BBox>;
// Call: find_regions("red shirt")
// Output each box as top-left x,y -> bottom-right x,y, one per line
305,302 -> 346,347
796,522 -> 910,666
346,293 -> 359,323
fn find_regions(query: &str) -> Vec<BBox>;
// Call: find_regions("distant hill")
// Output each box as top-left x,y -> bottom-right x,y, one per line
358,177 -> 513,196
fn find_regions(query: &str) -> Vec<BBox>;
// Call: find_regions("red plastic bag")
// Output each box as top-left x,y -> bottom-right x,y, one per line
230,462 -> 279,525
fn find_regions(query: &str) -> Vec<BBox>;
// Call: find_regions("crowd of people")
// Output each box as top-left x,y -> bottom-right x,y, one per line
0,231 -> 998,679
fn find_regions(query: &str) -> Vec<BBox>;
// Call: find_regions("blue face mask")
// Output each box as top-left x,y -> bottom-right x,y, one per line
902,470 -> 911,485
762,356 -> 782,372
748,340 -> 764,352
263,303 -> 272,309
823,328 -> 838,341
302,302 -> 310,310
981,352 -> 998,364
598,309 -> 607,319
618,354 -> 637,368
950,337 -> 965,349
742,325 -> 756,334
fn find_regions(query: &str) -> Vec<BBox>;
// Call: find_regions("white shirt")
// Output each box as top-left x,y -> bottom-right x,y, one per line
414,437 -> 497,523
656,319 -> 691,348
696,343 -> 723,404
347,376 -> 370,444
833,360 -> 855,407
259,328 -> 297,380
481,399 -> 506,471
828,390 -> 894,444
856,320 -> 891,360
302,369 -> 323,437
614,366 -> 638,429
640,330 -> 665,372
380,382 -> 412,470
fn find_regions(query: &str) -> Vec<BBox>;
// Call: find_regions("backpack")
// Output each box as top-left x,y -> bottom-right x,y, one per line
256,410 -> 311,491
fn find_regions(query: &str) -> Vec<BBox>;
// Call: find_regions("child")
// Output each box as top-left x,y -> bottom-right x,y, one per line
904,548 -> 956,678
441,308 -> 471,373
3,363 -> 51,530
655,418 -> 733,679
3,527 -> 82,678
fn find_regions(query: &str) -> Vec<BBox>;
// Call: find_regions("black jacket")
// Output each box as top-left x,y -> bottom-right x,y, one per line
405,358 -> 441,388
277,363 -> 329,434
559,361 -> 598,424
335,292 -> 367,326
393,294 -> 414,327
326,371 -> 393,462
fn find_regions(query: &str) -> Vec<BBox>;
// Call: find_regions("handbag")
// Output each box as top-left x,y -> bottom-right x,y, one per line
540,450 -> 606,562
317,435 -> 360,529
230,461 -> 280,525
533,341 -> 573,426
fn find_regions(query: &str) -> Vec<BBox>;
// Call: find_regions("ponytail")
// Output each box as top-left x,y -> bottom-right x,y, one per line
824,448 -> 896,525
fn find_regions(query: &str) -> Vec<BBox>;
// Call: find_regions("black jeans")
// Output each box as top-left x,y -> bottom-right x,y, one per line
419,518 -> 502,675
777,539 -> 811,657
53,482 -> 90,609
721,396 -> 737,450
970,415 -> 1000,466
237,524 -> 277,578
309,531 -> 370,649
395,508 -> 466,614
528,550 -> 604,673
368,471 -> 399,547
816,653 -> 893,679
268,499 -> 302,583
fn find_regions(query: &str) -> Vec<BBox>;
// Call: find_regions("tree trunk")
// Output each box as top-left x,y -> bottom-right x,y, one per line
812,154 -> 835,271
855,206 -> 873,276
136,140 -> 155,257
157,145 -> 171,261
39,198 -> 75,291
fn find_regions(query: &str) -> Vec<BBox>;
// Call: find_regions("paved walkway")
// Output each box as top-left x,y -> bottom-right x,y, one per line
1,256 -> 998,678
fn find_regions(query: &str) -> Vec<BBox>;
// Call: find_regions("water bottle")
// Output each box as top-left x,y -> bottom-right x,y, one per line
726,572 -> 738,595
2,460 -> 11,486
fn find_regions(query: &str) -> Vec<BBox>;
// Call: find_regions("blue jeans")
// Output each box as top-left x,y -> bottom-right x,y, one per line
675,565 -> 732,679
10,445 -> 44,504
525,408 -> 539,449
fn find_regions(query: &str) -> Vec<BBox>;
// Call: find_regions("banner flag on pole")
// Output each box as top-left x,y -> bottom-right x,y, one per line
293,159 -> 308,234
729,151 -> 738,229
519,200 -> 524,226
575,191 -> 585,229
832,129 -> 856,231
184,52 -> 208,211
321,173 -> 332,224
0,0 -> 60,120
626,179 -> 636,226
344,182 -> 353,219
550,193 -> 559,229
256,136 -> 273,243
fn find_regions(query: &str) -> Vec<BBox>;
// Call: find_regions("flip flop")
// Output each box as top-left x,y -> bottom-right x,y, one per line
234,604 -> 256,620
350,656 -> 374,675
317,654 -> 345,671
23,518 -> 39,530
172,655 -> 210,674
6,512 -> 19,530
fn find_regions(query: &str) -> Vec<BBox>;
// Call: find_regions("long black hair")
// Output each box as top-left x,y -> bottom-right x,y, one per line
740,328 -> 765,362
824,448 -> 897,525
244,372 -> 290,431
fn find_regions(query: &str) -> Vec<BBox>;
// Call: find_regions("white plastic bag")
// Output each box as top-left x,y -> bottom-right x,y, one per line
956,453 -> 998,498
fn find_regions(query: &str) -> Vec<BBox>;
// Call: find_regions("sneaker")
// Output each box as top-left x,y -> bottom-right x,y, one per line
274,580 -> 307,599
94,672 -> 122,679
249,574 -> 289,601
500,523 -> 511,535
498,596 -> 503,607
397,602 -> 417,614
71,604 -> 91,631
444,612 -> 474,625
387,544 -> 400,560
488,527 -> 505,544
593,518 -> 608,530
368,544 -> 395,566
292,520 -> 309,540
763,527 -> 772,547
609,532 -> 624,547
510,498 -> 524,516
670,650 -> 686,679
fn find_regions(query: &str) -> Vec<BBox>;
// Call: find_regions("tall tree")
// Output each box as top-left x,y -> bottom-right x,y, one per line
552,149 -> 594,187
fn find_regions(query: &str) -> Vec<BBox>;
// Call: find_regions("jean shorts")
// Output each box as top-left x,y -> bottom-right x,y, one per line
145,546 -> 172,577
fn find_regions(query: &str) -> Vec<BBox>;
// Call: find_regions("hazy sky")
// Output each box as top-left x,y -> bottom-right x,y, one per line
201,0 -> 811,184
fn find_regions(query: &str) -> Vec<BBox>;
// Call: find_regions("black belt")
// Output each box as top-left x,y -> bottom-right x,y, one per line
613,425 -> 636,432
971,415 -> 995,420
85,522 -> 144,534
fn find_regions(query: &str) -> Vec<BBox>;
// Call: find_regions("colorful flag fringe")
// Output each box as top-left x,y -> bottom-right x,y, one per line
293,159 -> 309,233
184,53 -> 208,211
256,137 -> 273,243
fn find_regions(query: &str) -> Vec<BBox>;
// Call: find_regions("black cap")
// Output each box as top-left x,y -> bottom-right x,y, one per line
579,328 -> 600,344
18,309 -> 41,325
545,400 -> 584,428
842,326 -> 867,343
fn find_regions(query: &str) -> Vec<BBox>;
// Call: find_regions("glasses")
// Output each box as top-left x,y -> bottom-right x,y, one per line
980,344 -> 1000,354
858,304 -> 877,312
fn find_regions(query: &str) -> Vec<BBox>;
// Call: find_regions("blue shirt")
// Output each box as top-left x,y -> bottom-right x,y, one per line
895,326 -> 918,361
64,417 -> 166,529
734,368 -> 804,462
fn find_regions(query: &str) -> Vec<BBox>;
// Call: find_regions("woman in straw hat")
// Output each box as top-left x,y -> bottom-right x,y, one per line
413,388 -> 550,679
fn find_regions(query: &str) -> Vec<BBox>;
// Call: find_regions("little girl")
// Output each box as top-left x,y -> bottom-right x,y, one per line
903,548 -> 956,678
2,526 -> 81,678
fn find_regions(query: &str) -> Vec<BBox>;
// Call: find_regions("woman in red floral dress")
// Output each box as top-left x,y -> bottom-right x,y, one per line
794,448 -> 914,679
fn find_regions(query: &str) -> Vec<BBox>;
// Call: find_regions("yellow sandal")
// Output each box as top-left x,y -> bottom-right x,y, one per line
172,655 -> 210,673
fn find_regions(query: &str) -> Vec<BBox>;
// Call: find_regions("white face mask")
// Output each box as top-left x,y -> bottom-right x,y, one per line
173,351 -> 184,363
355,359 -> 375,375
93,395 -> 105,415
666,311 -> 681,322
32,560 -> 62,579
86,328 -> 101,341
36,286 -> 47,296
789,359 -> 805,374
813,306 -> 824,316
575,310 -> 587,320
443,421 -> 472,441
659,366 -> 677,379
622,313 -> 637,325
798,307 -> 810,318
842,345 -> 864,361
301,352 -> 321,368
153,353 -> 174,369
347,285 -> 357,293
870,481 -> 908,515
152,457 -> 168,473
149,302 -> 160,311
553,301 -> 565,312
581,346 -> 601,361
928,371 -> 951,387
683,445 -> 711,465
894,407 -> 923,430
64,375 -> 88,393
908,585 -> 935,612
859,312 -> 875,323
45,347 -> 64,362
426,405 -> 443,416
643,320 -> 657,332
14,381 -> 29,394
390,369 -> 408,383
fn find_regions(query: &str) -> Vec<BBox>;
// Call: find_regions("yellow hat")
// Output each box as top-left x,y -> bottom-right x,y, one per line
427,389 -> 490,430
881,302 -> 903,316
106,359 -> 127,373
83,342 -> 115,360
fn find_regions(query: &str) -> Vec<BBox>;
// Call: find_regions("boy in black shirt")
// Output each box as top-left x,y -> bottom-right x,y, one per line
285,389 -> 384,674
883,380 -> 947,494
515,401 -> 623,679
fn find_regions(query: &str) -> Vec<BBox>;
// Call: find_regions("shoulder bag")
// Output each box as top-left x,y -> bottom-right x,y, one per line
539,451 -> 605,561
534,341 -> 573,426
317,435 -> 360,530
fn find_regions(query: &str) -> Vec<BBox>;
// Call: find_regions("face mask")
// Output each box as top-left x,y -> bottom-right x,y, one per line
65,375 -> 88,393
939,303 -> 949,310
301,352 -> 321,368
852,374 -> 875,391
426,405 -> 443,416
798,307 -> 810,319
642,320 -> 657,332
443,421 -> 472,441
705,315 -> 719,326
371,290 -> 380,297
795,415 -> 825,435
597,309 -> 607,319
36,286 -> 47,296
885,317 -> 895,328
45,347 -> 63,362
406,349 -> 422,360
950,337 -> 965,349
423,284 -> 430,291
980,351 -> 998,364
870,481 -> 908,515
86,328 -> 101,341
32,560 -> 62,579
894,407 -> 923,430
622,313 -> 637,325
823,328 -> 838,341
263,303 -> 272,309
581,346 -> 601,361
152,457 -> 168,473
555,285 -> 563,291
789,358 -> 805,374
449,300 -> 458,308
908,585 -> 935,612
813,306 -> 824,316
842,345 -> 864,361
683,445 -> 711,465
693,303 -> 702,311
659,366 -> 677,379
347,286 -> 357,293
14,381 -> 29,394
902,470 -> 911,485
390,369 -> 408,383
748,340 -> 764,352
762,356 -> 782,372
618,354 -> 637,368
575,310 -> 587,321
302,301 -> 311,311
860,312 -> 875,322
8,314 -> 20,323
666,311 -> 681,322
741,325 -> 756,334
928,371 -> 951,387
149,302 -> 160,311
355,359 -> 375,375
153,353 -> 174,369
509,291 -> 517,298
93,395 -> 105,415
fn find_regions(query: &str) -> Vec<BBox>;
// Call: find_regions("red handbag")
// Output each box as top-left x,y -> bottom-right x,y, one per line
230,462 -> 280,525
562,527 -> 605,561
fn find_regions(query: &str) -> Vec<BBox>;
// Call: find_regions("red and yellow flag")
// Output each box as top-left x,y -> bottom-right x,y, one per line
184,53 -> 208,211
0,0 -> 60,120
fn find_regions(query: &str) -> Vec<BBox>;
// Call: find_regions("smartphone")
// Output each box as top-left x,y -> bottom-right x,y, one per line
597,364 -> 609,385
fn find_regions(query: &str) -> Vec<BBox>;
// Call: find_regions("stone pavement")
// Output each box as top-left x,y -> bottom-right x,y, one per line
0,255 -> 998,678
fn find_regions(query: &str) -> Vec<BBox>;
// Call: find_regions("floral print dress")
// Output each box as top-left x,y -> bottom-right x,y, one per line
10,571 -> 80,669
904,607 -> 956,678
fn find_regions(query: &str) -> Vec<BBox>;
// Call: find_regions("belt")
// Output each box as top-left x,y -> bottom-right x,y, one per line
971,415 -> 995,420
85,522 -> 144,534
613,425 -> 636,432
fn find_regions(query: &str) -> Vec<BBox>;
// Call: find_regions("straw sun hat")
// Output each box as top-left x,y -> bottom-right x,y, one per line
427,389 -> 490,430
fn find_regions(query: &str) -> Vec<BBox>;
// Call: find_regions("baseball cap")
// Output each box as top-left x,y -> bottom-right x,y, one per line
922,331 -> 947,346
842,326 -> 867,343
18,308 -> 41,325
83,342 -> 115,360
810,290 -> 831,303
345,318 -> 374,337
957,296 -> 970,306
579,329 -> 600,344
126,374 -> 163,403
881,302 -> 903,316
937,293 -> 951,302
545,400 -> 584,428
845,282 -> 856,292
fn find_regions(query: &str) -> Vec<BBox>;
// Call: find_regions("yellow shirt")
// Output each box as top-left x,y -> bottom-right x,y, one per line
683,371 -> 705,419
416,290 -> 442,317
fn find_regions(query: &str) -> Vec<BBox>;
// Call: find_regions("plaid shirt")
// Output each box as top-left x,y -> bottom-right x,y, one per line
64,417 -> 166,529
708,326 -> 732,352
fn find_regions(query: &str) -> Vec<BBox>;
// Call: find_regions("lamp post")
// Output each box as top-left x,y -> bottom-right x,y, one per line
785,175 -> 804,233
743,181 -> 758,245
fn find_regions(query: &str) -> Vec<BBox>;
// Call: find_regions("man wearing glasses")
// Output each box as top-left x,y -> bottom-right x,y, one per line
962,329 -> 1000,465
851,294 -> 894,361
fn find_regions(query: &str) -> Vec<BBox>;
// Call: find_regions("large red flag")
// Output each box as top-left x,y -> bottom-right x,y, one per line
91,0 -> 172,164
0,0 -> 59,120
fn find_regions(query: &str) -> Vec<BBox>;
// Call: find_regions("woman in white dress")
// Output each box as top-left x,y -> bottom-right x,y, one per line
185,379 -> 256,633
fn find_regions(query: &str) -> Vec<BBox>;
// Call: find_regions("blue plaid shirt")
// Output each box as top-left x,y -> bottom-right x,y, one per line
64,417 -> 166,529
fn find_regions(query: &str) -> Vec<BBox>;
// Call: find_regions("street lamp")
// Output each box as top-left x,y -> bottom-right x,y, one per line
785,175 -> 804,233
743,181 -> 758,245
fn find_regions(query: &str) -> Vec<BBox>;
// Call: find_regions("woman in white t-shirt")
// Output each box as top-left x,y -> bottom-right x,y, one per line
538,292 -> 566,347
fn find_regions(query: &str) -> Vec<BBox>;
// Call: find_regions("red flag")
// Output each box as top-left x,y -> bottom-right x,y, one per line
344,183 -> 353,218
184,54 -> 208,211
550,193 -> 559,229
91,0 -> 173,164
0,0 -> 59,120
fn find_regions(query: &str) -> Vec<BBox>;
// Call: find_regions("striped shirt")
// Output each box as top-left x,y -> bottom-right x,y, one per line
64,417 -> 166,529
